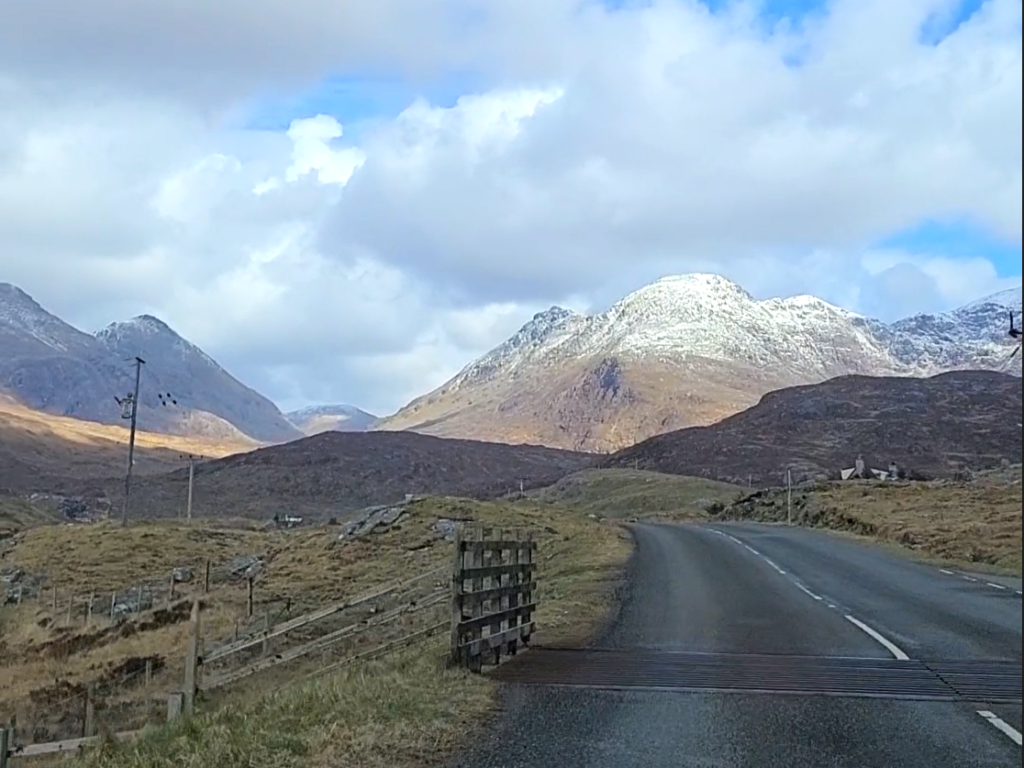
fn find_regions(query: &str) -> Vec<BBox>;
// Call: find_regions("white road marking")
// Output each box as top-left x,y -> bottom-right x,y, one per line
940,569 -> 955,575
977,711 -> 1023,746
764,558 -> 786,575
962,576 -> 979,583
796,583 -> 824,601
844,615 -> 910,661
744,544 -> 759,555
986,582 -> 1008,590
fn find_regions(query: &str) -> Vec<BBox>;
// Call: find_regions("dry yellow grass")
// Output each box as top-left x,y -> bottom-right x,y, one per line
1,496 -> 631,768
724,466 -> 1023,574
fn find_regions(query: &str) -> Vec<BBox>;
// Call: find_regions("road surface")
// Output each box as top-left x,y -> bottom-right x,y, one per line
447,522 -> 1022,768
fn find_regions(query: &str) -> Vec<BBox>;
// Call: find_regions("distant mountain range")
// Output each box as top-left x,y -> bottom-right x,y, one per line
376,275 -> 1022,452
286,404 -> 379,435
3,277 -> 1020,453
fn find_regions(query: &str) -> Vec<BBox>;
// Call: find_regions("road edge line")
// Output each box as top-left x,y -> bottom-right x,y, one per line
977,711 -> 1023,746
843,615 -> 910,661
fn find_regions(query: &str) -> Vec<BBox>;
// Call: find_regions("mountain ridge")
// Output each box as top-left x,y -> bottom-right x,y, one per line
376,277 -> 1022,452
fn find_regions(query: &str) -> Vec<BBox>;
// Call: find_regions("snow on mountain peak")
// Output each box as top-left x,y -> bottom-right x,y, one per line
961,286 -> 1023,313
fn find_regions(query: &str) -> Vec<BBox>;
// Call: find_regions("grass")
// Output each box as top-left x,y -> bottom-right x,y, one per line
0,495 -> 631,768
720,465 -> 1023,574
530,468 -> 745,520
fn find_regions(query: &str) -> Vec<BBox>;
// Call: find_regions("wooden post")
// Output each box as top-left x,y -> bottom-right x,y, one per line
168,572 -> 176,603
66,596 -> 73,625
145,658 -> 153,686
15,586 -> 22,607
86,593 -> 94,625
83,685 -> 95,738
136,584 -> 144,614
186,456 -> 195,524
145,659 -> 154,720
261,612 -> 270,657
183,598 -> 200,715
204,560 -> 211,593
51,586 -> 57,611
166,692 -> 184,723
449,526 -> 465,666
246,577 -> 254,619
0,723 -> 9,768
110,593 -> 117,621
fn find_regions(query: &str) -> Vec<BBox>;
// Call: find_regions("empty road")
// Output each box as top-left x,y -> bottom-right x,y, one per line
447,522 -> 1022,768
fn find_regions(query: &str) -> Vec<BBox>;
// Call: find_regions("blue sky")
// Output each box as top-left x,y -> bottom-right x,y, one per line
244,0 -> 1021,288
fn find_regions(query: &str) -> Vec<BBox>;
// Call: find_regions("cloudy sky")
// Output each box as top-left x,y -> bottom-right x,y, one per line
1,0 -> 1021,416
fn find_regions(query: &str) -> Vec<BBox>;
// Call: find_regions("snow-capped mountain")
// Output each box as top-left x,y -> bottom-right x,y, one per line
287,404 -> 379,435
377,275 -> 1022,452
0,284 -> 301,444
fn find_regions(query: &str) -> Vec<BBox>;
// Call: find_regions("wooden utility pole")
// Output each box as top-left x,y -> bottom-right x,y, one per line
786,469 -> 793,526
122,356 -> 145,527
186,455 -> 195,523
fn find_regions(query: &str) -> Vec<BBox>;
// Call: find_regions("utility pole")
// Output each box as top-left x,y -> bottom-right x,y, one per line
186,454 -> 195,524
122,356 -> 145,527
786,469 -> 793,526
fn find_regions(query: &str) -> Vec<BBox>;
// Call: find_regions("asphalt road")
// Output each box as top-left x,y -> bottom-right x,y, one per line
446,523 -> 1022,768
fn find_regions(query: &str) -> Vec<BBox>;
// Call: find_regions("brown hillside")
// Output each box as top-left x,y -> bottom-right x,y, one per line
0,395 -> 256,494
78,431 -> 595,521
603,371 -> 1023,485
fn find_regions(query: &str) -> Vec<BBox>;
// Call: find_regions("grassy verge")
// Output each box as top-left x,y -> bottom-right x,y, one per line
530,468 -> 744,520
0,496 -> 630,768
717,466 -> 1023,574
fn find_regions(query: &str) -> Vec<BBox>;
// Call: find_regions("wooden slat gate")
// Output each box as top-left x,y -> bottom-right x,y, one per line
450,527 -> 537,671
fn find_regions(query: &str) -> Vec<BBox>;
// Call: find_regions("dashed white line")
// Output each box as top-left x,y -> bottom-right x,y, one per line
844,615 -> 910,661
764,558 -> 786,575
940,569 -> 955,575
986,582 -> 1009,591
977,711 -> 1023,746
962,576 -> 979,583
796,583 -> 824,601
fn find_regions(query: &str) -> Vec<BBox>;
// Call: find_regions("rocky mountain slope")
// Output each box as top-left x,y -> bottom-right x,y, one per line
0,284 -> 302,443
603,371 -> 1022,485
376,276 -> 1022,452
77,431 -> 595,521
287,404 -> 378,435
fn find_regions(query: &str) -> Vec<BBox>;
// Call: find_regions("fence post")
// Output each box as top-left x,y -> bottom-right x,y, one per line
246,577 -> 254,618
449,527 -> 465,666
110,593 -> 117,622
261,612 -> 270,657
183,598 -> 200,714
166,692 -> 184,723
66,596 -> 73,625
83,684 -> 95,737
86,593 -> 94,625
51,586 -> 57,611
204,560 -> 211,593
136,584 -> 144,614
0,723 -> 9,768
168,572 -> 176,603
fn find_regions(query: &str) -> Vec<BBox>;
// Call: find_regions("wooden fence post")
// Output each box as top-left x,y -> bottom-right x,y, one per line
449,526 -> 465,667
0,723 -> 9,768
66,596 -> 73,625
166,692 -> 184,723
83,685 -> 95,738
136,585 -> 144,614
204,560 -> 211,593
261,612 -> 270,657
86,593 -> 94,625
183,598 -> 200,714
110,593 -> 117,622
246,577 -> 254,618
168,572 -> 176,603
51,586 -> 57,611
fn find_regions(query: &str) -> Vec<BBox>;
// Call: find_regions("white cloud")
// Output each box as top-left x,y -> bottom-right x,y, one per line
1,0 -> 1021,415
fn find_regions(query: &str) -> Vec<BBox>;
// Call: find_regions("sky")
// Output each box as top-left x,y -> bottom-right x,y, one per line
1,0 -> 1021,417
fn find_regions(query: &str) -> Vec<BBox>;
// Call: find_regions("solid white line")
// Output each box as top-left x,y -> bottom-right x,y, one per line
844,615 -> 910,661
940,569 -> 955,575
744,544 -> 759,555
977,711 -> 1023,746
796,583 -> 824,601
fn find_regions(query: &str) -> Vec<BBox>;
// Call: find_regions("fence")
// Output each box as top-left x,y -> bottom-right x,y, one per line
449,527 -> 537,671
2,523 -> 543,763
